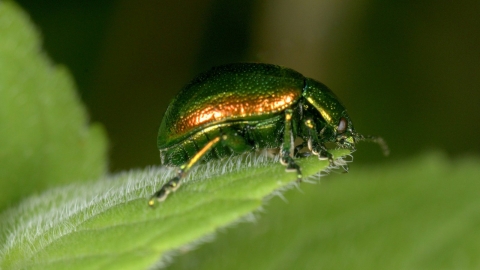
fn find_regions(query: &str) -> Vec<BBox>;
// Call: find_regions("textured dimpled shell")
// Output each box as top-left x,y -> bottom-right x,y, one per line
158,63 -> 305,148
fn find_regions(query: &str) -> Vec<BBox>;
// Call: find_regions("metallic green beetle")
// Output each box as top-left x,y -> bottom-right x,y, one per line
149,63 -> 388,206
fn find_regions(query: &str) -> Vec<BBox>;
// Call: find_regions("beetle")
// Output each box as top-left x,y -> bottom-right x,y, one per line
148,63 -> 388,206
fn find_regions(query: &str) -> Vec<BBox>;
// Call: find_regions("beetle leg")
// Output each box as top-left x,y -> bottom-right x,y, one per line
303,119 -> 336,167
317,144 -> 334,163
294,141 -> 309,157
280,109 -> 302,181
149,136 -> 224,207
317,144 -> 350,172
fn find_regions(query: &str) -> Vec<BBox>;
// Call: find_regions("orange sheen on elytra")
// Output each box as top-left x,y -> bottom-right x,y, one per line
175,92 -> 298,134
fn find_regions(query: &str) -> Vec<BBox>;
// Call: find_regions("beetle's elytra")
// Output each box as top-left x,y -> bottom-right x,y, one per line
149,63 -> 388,207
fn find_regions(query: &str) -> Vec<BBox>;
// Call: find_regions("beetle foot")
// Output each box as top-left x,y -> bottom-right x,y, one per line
281,156 -> 303,182
318,150 -> 336,167
148,176 -> 182,207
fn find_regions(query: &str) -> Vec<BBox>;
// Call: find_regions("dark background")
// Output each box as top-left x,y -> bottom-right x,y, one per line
16,0 -> 480,172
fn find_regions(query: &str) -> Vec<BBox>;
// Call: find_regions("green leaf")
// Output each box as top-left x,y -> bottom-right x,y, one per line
0,1 -> 108,211
0,149 -> 349,269
166,151 -> 480,270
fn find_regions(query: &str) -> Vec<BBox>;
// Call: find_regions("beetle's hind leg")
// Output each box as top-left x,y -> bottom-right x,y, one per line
149,136 -> 223,207
280,109 -> 302,181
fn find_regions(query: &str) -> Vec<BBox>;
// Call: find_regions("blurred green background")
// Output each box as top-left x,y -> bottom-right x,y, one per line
15,0 -> 479,172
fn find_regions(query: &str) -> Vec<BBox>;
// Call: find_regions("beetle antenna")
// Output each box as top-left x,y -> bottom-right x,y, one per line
355,134 -> 390,156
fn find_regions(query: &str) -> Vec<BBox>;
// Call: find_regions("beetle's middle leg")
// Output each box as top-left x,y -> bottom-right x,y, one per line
280,109 -> 302,181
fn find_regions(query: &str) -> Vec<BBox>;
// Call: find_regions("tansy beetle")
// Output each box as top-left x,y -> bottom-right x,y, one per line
148,63 -> 388,207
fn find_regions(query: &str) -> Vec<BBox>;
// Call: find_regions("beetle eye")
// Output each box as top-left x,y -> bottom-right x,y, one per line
337,117 -> 347,134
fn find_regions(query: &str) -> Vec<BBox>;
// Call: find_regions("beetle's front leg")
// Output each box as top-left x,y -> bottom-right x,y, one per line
304,119 -> 336,167
315,143 -> 335,165
280,109 -> 302,181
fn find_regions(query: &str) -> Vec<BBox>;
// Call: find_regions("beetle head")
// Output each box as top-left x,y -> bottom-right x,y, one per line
303,78 -> 354,147
334,115 -> 356,150
303,78 -> 389,155
335,112 -> 389,156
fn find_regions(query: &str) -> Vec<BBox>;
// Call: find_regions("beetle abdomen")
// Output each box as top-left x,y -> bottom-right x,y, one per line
160,113 -> 286,166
